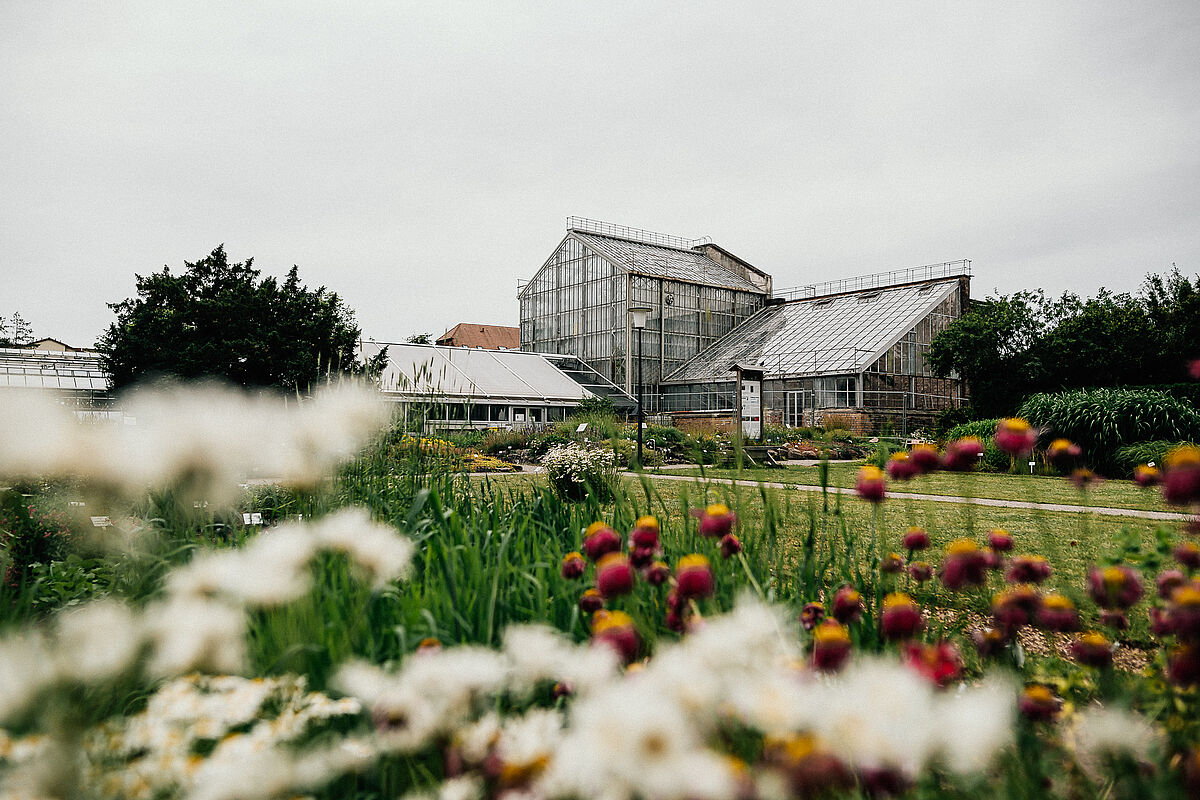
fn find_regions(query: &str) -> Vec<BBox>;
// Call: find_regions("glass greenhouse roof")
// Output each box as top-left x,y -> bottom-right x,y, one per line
364,342 -> 633,405
0,348 -> 108,391
662,280 -> 960,383
570,232 -> 766,294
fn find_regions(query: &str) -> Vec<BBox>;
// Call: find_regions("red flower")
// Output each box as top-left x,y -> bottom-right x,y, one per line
1046,438 -> 1082,471
907,561 -> 933,582
902,640 -> 962,687
902,527 -> 930,551
578,588 -> 604,614
879,552 -> 905,574
1099,609 -> 1129,630
1157,569 -> 1187,599
581,522 -> 621,562
1036,594 -> 1079,632
939,539 -> 989,591
629,519 -> 660,549
886,452 -> 918,481
992,585 -> 1041,632
1070,632 -> 1114,668
1133,464 -> 1161,488
1167,581 -> 1200,640
1087,564 -> 1144,609
800,601 -> 825,631
719,533 -> 743,559
1168,642 -> 1200,686
1006,555 -> 1052,584
1019,685 -> 1062,722
942,437 -> 984,471
675,554 -> 714,599
909,443 -> 941,474
1163,446 -> 1200,506
995,418 -> 1037,457
987,529 -> 1014,552
691,504 -> 736,538
855,466 -> 886,503
880,593 -> 924,640
645,560 -> 671,586
629,545 -> 656,569
811,620 -> 852,672
591,610 -> 639,664
560,551 -> 586,579
1175,542 -> 1200,570
596,553 -> 635,598
971,627 -> 1008,658
831,585 -> 864,624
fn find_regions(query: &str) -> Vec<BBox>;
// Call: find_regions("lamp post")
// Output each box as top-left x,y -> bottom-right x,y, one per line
629,305 -> 651,469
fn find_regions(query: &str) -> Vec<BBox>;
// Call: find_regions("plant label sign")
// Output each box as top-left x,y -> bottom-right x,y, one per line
576,422 -> 588,433
90,516 -> 111,528
242,513 -> 263,525
740,376 -> 762,440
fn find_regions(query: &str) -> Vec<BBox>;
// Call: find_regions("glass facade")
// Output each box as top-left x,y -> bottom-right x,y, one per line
520,234 -> 767,409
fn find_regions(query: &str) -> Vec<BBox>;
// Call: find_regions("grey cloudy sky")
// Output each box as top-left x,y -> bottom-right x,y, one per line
3,2 -> 1198,347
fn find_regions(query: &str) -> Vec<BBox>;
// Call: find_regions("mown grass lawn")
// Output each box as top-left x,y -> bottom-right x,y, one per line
662,461 -> 1178,512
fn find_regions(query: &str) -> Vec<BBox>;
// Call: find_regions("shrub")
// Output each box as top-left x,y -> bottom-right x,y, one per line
1112,440 -> 1198,478
1019,387 -> 1200,475
610,437 -> 666,469
944,419 -> 1010,472
0,491 -> 74,589
541,444 -> 618,501
821,414 -> 857,434
481,428 -> 530,456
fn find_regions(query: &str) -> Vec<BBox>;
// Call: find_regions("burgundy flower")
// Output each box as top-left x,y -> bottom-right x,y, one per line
800,601 -> 825,631
560,551 -> 586,580
995,418 -> 1037,457
971,626 -> 1009,658
1168,642 -> 1200,686
596,553 -> 635,598
645,560 -> 670,586
630,521 -> 660,549
629,545 -> 657,569
902,640 -> 963,687
1019,685 -> 1062,723
719,533 -> 743,559
581,523 -> 621,562
1070,468 -> 1099,490
1087,564 -> 1145,609
1189,359 -> 1200,381
675,554 -> 715,599
907,561 -> 933,582
1071,632 -> 1114,668
858,767 -> 911,798
1163,446 -> 1200,506
942,437 -> 984,471
551,681 -> 573,700
831,585 -> 864,624
1175,542 -> 1200,570
886,452 -> 918,481
987,529 -> 1014,552
992,585 -> 1041,632
1133,464 -> 1161,488
879,552 -> 905,574
1045,438 -> 1082,471
909,443 -> 941,474
811,620 -> 852,672
1150,606 -> 1176,637
1158,569 -> 1187,599
1036,594 -> 1079,632
692,504 -> 736,538
939,540 -> 989,590
578,588 -> 603,614
591,610 -> 639,664
880,593 -> 924,640
1006,555 -> 1052,584
902,527 -> 930,551
855,466 -> 887,503
1167,581 -> 1200,640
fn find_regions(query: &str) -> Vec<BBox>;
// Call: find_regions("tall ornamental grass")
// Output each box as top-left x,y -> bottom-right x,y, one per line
1019,387 -> 1200,475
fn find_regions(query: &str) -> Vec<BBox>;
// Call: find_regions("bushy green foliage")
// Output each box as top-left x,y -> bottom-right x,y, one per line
1111,440 -> 1198,478
480,428 -> 530,455
1019,387 -> 1200,475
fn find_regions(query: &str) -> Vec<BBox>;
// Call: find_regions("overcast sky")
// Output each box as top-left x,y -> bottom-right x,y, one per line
3,2 -> 1198,347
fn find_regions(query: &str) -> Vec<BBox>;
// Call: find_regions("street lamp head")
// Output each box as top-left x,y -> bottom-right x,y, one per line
629,305 -> 651,330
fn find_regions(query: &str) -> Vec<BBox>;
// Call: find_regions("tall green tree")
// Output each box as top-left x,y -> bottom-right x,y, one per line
0,312 -> 34,347
98,245 -> 387,392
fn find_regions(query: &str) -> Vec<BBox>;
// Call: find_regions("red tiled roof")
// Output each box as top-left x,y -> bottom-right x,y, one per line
436,323 -> 520,350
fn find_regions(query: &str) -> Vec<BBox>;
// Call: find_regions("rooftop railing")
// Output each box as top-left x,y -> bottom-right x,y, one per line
566,216 -> 712,250
775,260 -> 971,301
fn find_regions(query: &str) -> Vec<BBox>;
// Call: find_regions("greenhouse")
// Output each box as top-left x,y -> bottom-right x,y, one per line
659,265 -> 971,435
518,218 -> 770,410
